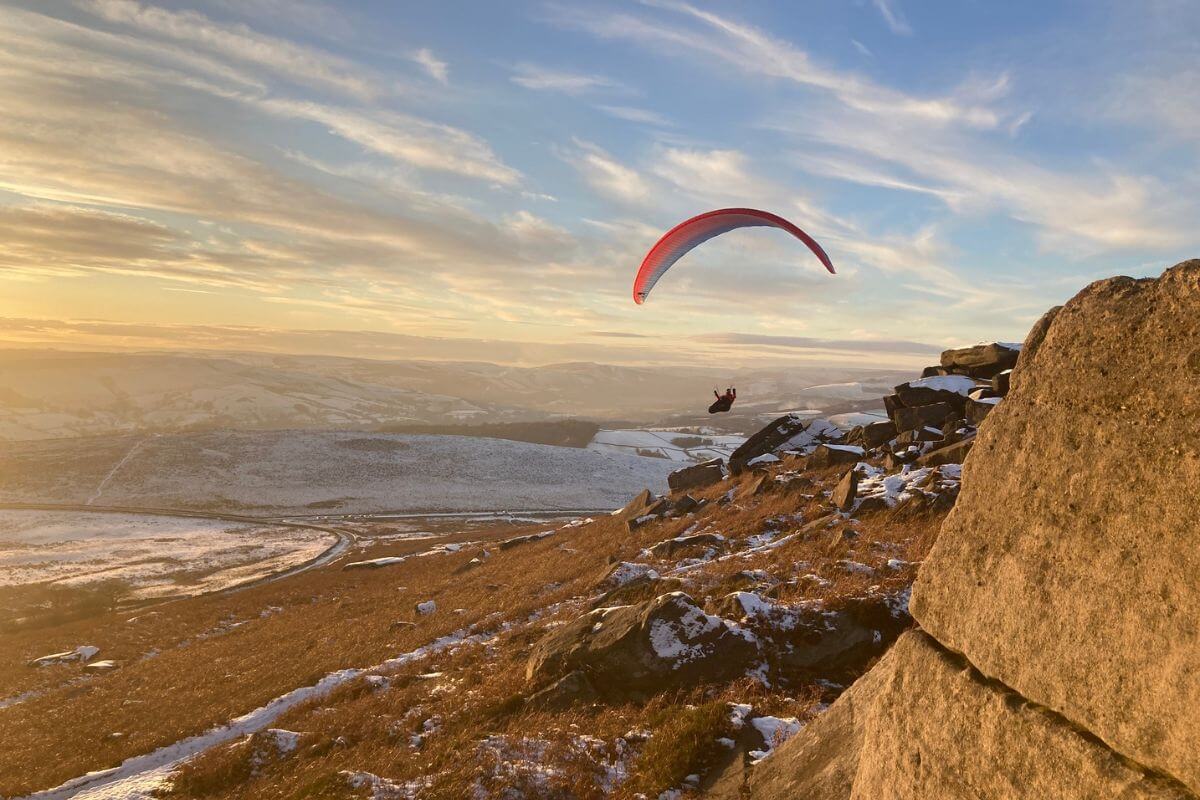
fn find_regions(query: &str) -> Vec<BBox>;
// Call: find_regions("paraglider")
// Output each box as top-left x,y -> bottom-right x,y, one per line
632,208 -> 834,305
631,208 -> 834,413
709,387 -> 736,414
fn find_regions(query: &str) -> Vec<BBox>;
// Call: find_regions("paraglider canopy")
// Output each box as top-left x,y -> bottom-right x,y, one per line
632,208 -> 834,304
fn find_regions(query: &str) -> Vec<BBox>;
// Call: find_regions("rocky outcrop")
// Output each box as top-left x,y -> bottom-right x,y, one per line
729,415 -> 843,474
728,262 -> 1200,799
939,340 -> 1021,377
912,263 -> 1200,792
525,592 -> 759,701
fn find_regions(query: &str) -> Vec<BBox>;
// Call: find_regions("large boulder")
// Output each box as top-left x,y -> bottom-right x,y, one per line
525,592 -> 759,700
892,375 -> 978,411
939,341 -> 1021,378
667,458 -> 725,493
912,262 -> 1200,792
730,414 -> 842,473
729,632 -> 1188,800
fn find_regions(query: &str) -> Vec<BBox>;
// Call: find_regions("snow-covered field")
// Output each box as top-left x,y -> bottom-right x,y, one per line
0,431 -> 678,515
0,511 -> 337,599
587,429 -> 747,462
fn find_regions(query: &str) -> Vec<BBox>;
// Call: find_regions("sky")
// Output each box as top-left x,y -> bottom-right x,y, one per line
0,0 -> 1197,368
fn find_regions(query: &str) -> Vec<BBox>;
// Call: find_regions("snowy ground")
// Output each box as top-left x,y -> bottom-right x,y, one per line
587,429 -> 747,462
0,431 -> 678,515
0,511 -> 338,599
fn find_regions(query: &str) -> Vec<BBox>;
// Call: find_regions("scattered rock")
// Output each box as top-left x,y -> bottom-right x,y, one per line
668,458 -> 726,493
497,531 -> 555,550
615,489 -> 656,521
415,600 -> 436,615
647,533 -> 725,559
806,444 -> 864,469
832,469 -> 857,512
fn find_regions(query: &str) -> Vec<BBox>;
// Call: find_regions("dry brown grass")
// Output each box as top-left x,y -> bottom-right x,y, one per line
0,460 -> 948,798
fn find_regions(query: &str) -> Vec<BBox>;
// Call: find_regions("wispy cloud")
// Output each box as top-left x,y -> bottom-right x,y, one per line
871,0 -> 913,36
551,1 -> 1007,129
258,98 -> 521,185
561,140 -> 651,203
411,47 -> 449,83
78,0 -> 379,99
511,62 -> 621,94
596,105 -> 673,127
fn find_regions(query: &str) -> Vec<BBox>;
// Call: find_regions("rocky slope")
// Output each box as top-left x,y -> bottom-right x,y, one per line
731,260 -> 1200,799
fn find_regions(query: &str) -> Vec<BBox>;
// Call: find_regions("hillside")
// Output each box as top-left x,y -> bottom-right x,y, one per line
0,330 -> 1006,798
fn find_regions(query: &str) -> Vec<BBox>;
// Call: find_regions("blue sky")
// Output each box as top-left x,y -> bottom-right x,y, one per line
0,0 -> 1196,367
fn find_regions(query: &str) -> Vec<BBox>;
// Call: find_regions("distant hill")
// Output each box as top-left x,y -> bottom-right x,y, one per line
0,349 -> 908,441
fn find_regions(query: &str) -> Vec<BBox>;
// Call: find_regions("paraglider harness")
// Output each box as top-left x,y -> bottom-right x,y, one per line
708,387 -> 736,414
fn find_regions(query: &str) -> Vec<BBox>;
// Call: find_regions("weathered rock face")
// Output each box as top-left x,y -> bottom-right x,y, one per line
525,592 -> 758,700
911,262 -> 1200,792
667,458 -> 725,493
736,632 -> 1189,800
891,401 -> 955,433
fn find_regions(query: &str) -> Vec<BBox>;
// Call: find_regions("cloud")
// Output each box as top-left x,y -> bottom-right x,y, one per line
551,1 -> 1008,129
695,331 -> 941,355
871,0 -> 912,36
511,62 -> 621,94
78,0 -> 379,99
562,140 -> 652,204
258,98 -> 521,185
596,105 -> 673,127
781,112 -> 1187,250
411,47 -> 449,83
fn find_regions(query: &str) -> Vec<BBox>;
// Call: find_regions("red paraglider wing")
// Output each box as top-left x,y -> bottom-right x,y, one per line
632,208 -> 834,304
